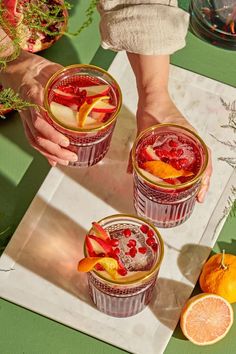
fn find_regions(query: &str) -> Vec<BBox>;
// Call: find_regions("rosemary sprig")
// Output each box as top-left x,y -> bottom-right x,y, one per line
0,7 -> 21,70
0,88 -> 37,118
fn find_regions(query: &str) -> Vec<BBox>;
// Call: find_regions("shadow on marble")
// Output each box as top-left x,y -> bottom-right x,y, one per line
5,196 -> 93,305
59,104 -> 137,214
177,243 -> 211,285
149,278 -> 192,330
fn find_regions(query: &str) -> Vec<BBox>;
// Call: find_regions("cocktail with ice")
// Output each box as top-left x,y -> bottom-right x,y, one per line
44,64 -> 122,167
77,215 -> 164,317
132,124 -> 208,228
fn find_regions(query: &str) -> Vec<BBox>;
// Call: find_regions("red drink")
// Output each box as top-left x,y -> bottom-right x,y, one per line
44,65 -> 122,167
132,124 -> 208,228
78,215 -> 164,317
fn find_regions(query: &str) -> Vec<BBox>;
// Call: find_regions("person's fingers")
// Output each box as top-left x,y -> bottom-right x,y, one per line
48,159 -> 57,167
32,110 -> 70,148
22,118 -> 70,166
197,148 -> 213,203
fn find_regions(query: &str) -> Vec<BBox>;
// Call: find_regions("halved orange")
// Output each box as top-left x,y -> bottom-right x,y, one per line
78,256 -> 118,279
143,160 -> 193,179
180,293 -> 234,346
77,96 -> 109,128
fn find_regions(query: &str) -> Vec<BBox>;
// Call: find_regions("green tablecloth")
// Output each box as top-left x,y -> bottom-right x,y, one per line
0,1 -> 236,353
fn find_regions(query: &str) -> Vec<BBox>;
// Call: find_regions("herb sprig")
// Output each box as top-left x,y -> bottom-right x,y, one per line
0,88 -> 37,118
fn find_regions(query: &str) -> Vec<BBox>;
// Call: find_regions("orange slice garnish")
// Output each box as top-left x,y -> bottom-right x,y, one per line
77,96 -> 109,128
78,257 -> 119,279
143,160 -> 194,179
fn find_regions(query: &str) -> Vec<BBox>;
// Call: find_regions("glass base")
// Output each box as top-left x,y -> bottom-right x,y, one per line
88,272 -> 157,317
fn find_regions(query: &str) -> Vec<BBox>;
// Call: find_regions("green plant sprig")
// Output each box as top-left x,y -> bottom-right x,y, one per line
0,88 -> 37,118
0,7 -> 21,70
67,0 -> 98,37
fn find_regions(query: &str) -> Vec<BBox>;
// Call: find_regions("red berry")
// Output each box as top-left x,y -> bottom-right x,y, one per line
113,247 -> 120,255
170,149 -> 178,158
138,247 -> 147,254
97,252 -> 106,257
95,264 -> 105,271
118,268 -> 128,276
171,160 -> 182,170
169,139 -> 178,148
152,243 -> 158,252
86,97 -> 93,104
140,224 -> 149,234
146,237 -> 156,246
110,239 -> 119,247
127,239 -> 136,248
123,228 -> 131,237
179,158 -> 188,168
129,247 -> 137,258
176,148 -> 183,157
147,229 -> 154,238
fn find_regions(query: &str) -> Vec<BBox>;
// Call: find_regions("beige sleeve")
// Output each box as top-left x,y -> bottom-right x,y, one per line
97,0 -> 189,55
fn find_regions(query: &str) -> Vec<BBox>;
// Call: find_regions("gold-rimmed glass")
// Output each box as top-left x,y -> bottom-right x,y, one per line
132,124 -> 208,228
85,214 -> 164,317
44,64 -> 122,167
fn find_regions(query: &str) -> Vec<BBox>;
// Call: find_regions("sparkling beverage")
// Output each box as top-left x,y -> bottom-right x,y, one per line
78,215 -> 164,317
44,65 -> 122,167
132,124 -> 208,228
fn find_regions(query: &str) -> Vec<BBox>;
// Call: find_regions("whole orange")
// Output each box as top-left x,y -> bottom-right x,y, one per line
199,252 -> 236,303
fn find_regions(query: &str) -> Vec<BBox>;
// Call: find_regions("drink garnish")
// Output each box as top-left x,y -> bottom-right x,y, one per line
143,160 -> 194,179
78,256 -> 119,279
77,95 -> 110,127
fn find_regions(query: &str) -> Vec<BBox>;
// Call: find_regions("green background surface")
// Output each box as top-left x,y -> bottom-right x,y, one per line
0,0 -> 236,353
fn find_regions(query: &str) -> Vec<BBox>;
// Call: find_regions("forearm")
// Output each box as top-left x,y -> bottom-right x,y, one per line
127,53 -> 169,98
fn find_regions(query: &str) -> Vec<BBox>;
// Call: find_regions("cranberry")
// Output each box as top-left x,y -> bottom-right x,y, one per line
147,229 -> 154,238
110,239 -> 119,247
179,158 -> 188,168
140,224 -> 149,234
97,253 -> 106,257
152,243 -> 158,252
123,228 -> 131,237
127,239 -> 137,248
113,247 -> 120,255
129,247 -> 137,258
138,247 -> 147,254
171,160 -> 182,170
176,148 -> 183,157
169,139 -> 178,148
169,149 -> 178,158
118,268 -> 128,276
86,98 -> 93,104
95,264 -> 105,271
146,237 -> 156,246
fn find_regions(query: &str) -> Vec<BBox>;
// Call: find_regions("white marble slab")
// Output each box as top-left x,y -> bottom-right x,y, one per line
0,52 -> 236,354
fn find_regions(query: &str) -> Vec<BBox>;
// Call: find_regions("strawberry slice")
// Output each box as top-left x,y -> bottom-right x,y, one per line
83,84 -> 109,98
91,222 -> 110,241
78,257 -> 119,279
86,235 -> 112,256
143,160 -> 194,179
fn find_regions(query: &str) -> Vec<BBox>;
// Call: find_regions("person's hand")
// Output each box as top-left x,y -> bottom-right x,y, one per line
129,90 -> 212,203
0,51 -> 78,166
